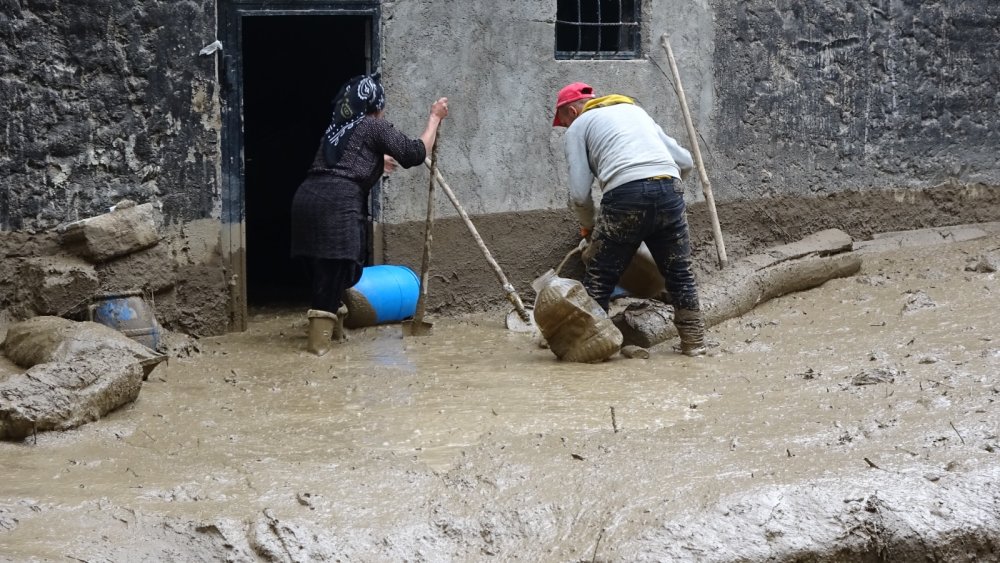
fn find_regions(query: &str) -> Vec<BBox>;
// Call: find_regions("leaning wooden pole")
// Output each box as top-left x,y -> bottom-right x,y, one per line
423,159 -> 533,325
660,34 -> 728,268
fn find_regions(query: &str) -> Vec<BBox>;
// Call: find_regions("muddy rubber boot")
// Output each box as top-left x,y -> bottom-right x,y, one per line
332,305 -> 348,342
673,308 -> 707,357
307,309 -> 337,356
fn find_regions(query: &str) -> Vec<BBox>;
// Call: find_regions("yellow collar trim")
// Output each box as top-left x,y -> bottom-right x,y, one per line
582,94 -> 636,113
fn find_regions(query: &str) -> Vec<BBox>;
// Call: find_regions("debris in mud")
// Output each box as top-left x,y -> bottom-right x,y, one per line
296,492 -> 317,510
611,299 -> 673,349
964,251 -> 999,273
901,290 -> 937,314
855,274 -> 889,286
869,349 -> 890,362
621,345 -> 649,359
852,367 -> 901,386
796,367 -> 820,379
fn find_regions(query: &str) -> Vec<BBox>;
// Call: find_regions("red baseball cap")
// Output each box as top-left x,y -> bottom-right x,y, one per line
553,82 -> 595,126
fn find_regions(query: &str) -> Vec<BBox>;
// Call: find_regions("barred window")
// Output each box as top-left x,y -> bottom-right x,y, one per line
556,0 -> 641,60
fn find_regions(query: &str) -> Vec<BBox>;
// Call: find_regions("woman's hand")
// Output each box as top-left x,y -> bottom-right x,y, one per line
383,155 -> 399,176
421,97 -> 449,153
430,97 -> 449,121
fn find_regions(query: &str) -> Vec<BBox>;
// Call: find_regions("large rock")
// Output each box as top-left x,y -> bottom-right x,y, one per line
0,352 -> 144,440
58,202 -> 163,263
17,255 -> 99,316
95,243 -> 177,294
2,316 -> 159,369
0,316 -> 163,440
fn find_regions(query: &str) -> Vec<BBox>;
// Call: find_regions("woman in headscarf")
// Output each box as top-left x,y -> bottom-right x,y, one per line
291,73 -> 448,355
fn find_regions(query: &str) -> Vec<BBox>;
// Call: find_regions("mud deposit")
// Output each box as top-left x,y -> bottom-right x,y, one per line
2,232 -> 999,562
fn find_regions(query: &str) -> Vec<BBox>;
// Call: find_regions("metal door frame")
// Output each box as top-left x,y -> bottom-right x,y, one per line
218,1 -> 381,331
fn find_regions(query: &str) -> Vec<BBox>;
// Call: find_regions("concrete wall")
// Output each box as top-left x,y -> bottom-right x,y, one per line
379,0 -> 717,223
380,0 -> 999,223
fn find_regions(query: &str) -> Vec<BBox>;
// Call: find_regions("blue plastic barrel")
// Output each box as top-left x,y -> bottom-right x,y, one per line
89,291 -> 161,350
344,265 -> 419,327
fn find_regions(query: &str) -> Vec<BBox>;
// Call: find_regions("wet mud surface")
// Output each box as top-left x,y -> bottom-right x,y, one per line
2,231 -> 999,561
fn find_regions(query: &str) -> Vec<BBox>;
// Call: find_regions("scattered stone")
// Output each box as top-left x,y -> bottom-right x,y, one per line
611,299 -> 674,349
964,252 -> 999,273
621,345 -> 649,359
852,367 -> 900,386
901,290 -> 937,314
157,329 -> 201,358
919,356 -> 940,364
869,349 -> 890,362
797,368 -> 820,379
855,275 -> 888,287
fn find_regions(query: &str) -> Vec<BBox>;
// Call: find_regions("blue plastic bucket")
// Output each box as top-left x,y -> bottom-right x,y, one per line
89,291 -> 161,350
343,265 -> 419,328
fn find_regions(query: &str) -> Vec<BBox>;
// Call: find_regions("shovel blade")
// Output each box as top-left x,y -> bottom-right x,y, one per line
505,307 -> 537,333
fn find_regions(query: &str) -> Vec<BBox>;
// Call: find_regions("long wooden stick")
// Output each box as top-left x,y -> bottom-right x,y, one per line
661,34 -> 728,268
411,137 -> 438,327
423,160 -> 532,324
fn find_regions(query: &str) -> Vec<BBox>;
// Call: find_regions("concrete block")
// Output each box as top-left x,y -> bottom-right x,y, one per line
58,202 -> 163,263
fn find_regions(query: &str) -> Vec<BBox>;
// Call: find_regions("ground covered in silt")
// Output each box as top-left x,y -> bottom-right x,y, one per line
2,228 -> 999,562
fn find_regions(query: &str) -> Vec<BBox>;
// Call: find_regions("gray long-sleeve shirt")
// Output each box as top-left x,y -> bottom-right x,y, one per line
564,103 -> 694,228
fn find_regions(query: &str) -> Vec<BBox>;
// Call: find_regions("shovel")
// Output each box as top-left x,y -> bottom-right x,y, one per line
402,135 -> 439,337
424,161 -> 536,333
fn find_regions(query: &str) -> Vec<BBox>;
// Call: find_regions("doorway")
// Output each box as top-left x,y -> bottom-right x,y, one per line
242,15 -> 368,305
220,3 -> 380,328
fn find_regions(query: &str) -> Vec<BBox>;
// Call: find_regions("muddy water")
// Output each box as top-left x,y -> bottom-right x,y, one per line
2,233 -> 999,561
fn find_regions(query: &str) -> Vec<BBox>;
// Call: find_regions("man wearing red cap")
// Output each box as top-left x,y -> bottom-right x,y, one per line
553,82 -> 707,356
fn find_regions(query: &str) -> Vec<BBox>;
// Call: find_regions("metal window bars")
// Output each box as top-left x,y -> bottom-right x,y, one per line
556,0 -> 641,60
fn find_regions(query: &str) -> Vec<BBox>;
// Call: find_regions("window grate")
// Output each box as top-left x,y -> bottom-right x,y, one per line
556,0 -> 641,60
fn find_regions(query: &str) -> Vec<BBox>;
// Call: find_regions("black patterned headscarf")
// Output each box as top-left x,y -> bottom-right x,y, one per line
322,73 -> 386,166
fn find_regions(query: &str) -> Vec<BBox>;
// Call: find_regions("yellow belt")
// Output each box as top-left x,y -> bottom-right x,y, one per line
649,175 -> 673,180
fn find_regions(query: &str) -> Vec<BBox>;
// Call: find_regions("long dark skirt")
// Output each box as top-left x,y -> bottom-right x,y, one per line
291,176 -> 368,312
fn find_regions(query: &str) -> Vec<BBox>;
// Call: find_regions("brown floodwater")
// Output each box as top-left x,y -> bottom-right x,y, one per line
1,231 -> 998,561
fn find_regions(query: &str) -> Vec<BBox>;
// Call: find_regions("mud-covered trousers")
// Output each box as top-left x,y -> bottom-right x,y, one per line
585,177 -> 701,313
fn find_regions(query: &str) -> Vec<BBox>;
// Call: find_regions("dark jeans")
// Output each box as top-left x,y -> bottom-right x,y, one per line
585,177 -> 701,312
309,258 -> 362,313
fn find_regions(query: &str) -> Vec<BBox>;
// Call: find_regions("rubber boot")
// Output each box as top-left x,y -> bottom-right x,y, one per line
332,305 -> 348,342
673,308 -> 707,357
307,309 -> 337,356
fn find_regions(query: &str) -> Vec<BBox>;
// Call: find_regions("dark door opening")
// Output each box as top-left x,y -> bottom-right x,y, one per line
241,15 -> 368,306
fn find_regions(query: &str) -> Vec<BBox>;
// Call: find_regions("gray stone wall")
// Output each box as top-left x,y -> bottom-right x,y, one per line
0,0 -> 221,231
713,1 -> 1000,198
